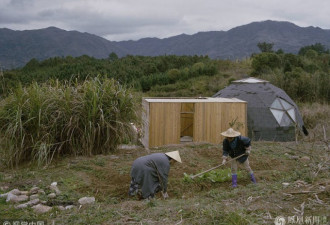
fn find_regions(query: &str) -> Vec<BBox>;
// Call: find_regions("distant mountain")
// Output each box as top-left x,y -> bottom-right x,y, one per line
116,20 -> 330,59
0,27 -> 127,69
1,20 -> 330,69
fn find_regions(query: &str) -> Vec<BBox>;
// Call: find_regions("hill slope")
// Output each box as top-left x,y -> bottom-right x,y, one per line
1,20 -> 330,69
117,20 -> 330,59
0,27 -> 128,69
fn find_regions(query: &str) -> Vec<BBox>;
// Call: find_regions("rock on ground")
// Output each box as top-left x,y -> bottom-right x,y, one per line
78,197 -> 95,205
32,204 -> 52,214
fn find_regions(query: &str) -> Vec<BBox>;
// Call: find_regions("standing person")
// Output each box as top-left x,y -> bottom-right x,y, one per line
221,128 -> 257,187
128,150 -> 182,200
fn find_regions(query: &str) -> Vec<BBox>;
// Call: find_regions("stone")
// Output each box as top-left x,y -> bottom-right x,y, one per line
38,189 -> 46,195
25,198 -> 40,206
48,193 -> 56,199
300,156 -> 311,162
1,189 -> 22,199
57,206 -> 65,211
15,203 -> 28,209
10,189 -> 21,195
50,183 -> 61,195
282,182 -> 290,187
30,187 -> 40,195
32,204 -> 52,214
78,197 -> 95,205
16,195 -> 29,202
65,205 -> 75,210
20,191 -> 29,195
6,193 -> 28,203
30,194 -> 39,200
6,193 -> 18,202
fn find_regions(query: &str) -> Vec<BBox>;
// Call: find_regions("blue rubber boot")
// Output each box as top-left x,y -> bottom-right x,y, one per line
232,174 -> 238,187
250,173 -> 257,184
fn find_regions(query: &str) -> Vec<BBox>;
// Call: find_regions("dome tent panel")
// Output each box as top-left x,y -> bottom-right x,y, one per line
271,98 -> 282,109
280,98 -> 294,110
213,77 -> 306,141
280,113 -> 293,127
287,108 -> 296,122
270,108 -> 284,125
270,97 -> 297,126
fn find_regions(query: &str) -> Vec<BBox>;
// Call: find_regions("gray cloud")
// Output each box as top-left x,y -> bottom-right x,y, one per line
0,0 -> 329,41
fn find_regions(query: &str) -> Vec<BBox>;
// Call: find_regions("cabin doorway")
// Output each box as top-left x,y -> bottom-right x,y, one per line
180,103 -> 194,143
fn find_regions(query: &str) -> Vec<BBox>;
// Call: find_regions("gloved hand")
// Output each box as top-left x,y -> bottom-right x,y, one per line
162,191 -> 169,199
245,146 -> 251,155
222,156 -> 227,165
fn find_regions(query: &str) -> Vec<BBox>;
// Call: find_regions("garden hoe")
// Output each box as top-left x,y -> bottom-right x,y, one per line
190,153 -> 247,179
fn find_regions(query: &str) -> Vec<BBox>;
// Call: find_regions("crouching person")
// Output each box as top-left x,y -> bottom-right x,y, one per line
221,128 -> 257,187
128,151 -> 182,200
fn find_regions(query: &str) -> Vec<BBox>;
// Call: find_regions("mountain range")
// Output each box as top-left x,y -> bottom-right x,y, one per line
1,20 -> 330,69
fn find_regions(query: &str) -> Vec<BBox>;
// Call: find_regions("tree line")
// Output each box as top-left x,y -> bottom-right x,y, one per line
251,43 -> 329,103
1,54 -> 217,95
1,43 -> 329,103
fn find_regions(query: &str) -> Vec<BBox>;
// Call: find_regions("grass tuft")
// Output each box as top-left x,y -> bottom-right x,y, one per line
0,77 -> 139,167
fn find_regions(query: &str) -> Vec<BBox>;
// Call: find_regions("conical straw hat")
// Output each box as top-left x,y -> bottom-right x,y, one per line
165,150 -> 182,163
220,128 -> 241,137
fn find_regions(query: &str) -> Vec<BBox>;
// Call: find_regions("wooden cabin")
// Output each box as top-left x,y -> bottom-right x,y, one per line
141,97 -> 247,148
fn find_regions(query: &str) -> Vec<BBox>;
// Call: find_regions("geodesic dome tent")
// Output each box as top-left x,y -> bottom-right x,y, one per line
213,77 -> 308,141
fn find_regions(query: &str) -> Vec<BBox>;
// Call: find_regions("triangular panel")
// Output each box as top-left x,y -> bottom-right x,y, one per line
270,108 -> 284,125
280,99 -> 293,110
280,113 -> 292,126
287,109 -> 296,122
271,98 -> 282,109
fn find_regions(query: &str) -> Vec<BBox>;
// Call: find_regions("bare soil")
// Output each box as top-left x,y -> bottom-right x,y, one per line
0,141 -> 329,224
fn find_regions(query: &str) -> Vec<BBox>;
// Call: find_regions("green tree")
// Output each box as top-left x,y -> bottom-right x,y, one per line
167,69 -> 180,83
251,52 -> 281,74
257,42 -> 274,53
298,43 -> 329,55
23,58 -> 39,71
108,52 -> 119,62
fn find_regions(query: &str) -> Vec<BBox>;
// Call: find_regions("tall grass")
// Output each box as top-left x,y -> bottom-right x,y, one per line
299,102 -> 330,141
0,77 -> 139,167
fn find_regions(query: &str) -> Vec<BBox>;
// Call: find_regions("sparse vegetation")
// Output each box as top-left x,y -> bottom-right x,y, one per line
0,137 -> 328,224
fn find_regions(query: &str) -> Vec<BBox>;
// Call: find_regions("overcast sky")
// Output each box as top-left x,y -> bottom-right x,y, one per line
1,0 -> 329,41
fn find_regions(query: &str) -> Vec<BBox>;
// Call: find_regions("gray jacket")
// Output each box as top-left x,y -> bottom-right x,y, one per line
130,153 -> 170,198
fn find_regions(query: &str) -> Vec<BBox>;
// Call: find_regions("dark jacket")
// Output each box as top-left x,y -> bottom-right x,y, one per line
223,136 -> 251,163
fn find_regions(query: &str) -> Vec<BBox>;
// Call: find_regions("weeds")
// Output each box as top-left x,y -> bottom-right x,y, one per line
183,168 -> 243,183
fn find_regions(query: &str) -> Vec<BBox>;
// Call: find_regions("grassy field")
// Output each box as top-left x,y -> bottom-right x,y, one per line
0,138 -> 329,224
0,102 -> 329,225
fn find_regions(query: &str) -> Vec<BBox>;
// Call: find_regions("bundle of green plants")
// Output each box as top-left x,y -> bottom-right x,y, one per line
183,168 -> 243,183
0,77 -> 139,167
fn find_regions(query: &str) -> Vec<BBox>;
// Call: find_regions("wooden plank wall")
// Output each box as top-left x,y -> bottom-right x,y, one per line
194,102 -> 247,145
149,102 -> 181,148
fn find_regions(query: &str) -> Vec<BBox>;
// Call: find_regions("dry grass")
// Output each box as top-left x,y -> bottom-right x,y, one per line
300,102 -> 330,142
